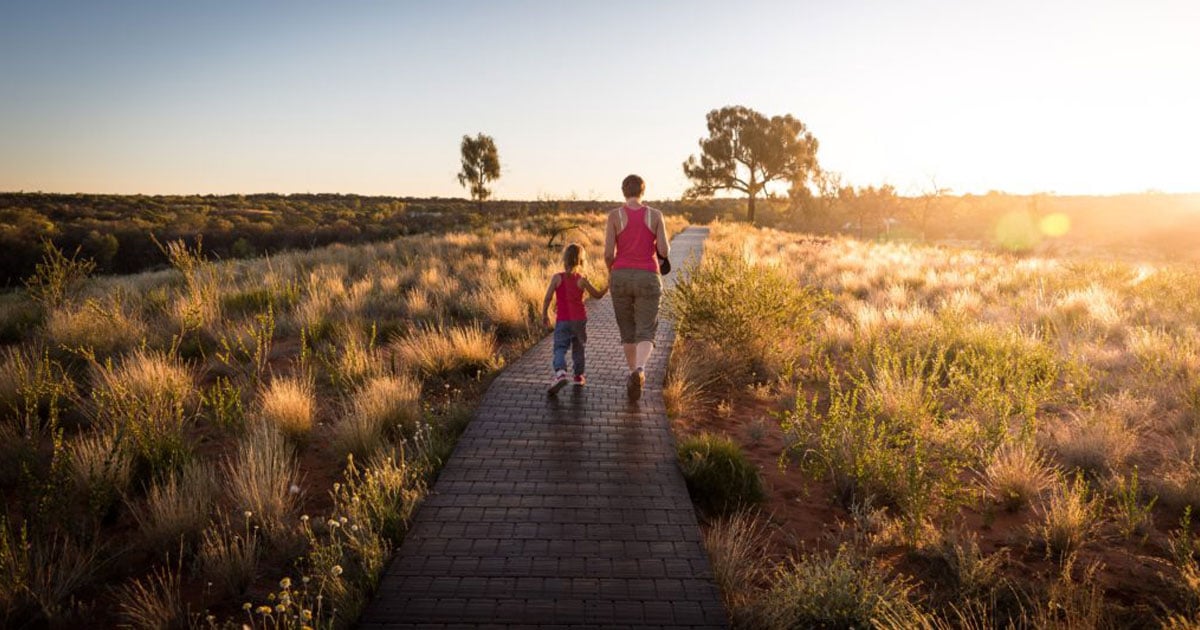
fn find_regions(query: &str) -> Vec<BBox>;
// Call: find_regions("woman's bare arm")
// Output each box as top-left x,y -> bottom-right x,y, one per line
604,210 -> 619,269
654,209 -> 670,258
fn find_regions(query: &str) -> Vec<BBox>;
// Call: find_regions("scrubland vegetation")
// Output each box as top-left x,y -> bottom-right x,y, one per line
669,220 -> 1200,628
0,192 -> 613,287
0,213 -> 629,628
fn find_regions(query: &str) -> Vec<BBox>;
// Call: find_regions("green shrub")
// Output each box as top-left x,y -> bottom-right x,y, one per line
747,545 -> 922,629
783,375 -> 957,524
677,433 -> 764,515
89,349 -> 194,480
668,253 -> 828,387
0,295 -> 42,345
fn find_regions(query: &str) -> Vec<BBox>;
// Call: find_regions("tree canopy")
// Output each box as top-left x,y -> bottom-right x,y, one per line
457,133 -> 501,211
682,105 -> 819,223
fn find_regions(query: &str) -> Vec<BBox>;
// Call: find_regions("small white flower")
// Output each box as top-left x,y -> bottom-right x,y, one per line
289,484 -> 301,495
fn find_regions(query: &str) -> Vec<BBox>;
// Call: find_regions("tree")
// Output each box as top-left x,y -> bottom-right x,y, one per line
682,106 -> 819,224
457,133 -> 501,212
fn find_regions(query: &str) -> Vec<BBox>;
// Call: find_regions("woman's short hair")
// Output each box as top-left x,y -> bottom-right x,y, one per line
621,174 -> 645,199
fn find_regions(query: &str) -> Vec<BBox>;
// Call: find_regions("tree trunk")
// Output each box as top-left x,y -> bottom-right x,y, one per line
747,172 -> 758,224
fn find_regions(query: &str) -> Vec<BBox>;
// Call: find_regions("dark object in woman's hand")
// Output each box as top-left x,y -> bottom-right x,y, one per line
657,254 -> 671,275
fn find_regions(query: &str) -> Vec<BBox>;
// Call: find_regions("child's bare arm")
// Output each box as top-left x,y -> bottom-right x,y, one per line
580,276 -> 607,299
541,274 -> 560,327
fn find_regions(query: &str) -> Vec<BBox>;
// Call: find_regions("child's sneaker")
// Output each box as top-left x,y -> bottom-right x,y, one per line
573,374 -> 586,386
626,368 -> 645,401
548,370 -> 569,395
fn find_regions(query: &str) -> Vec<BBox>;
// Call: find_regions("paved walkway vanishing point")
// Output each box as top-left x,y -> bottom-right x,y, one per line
360,227 -> 727,628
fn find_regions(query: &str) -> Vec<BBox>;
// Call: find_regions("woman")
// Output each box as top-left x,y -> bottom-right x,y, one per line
604,174 -> 669,401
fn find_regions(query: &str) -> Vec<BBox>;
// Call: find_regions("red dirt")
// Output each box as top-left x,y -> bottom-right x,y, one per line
670,381 -> 1192,621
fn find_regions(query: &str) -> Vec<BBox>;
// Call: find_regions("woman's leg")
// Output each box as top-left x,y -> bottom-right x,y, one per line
632,272 -> 663,370
610,270 -> 639,371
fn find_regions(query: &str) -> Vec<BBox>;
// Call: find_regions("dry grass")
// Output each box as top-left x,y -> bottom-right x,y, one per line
89,348 -> 194,475
46,298 -> 146,357
983,444 -> 1057,512
256,376 -> 316,440
222,426 -> 300,539
334,375 -> 422,458
390,322 -> 500,379
114,564 -> 189,630
663,341 -> 719,417
197,514 -> 260,598
66,430 -> 134,508
133,462 -> 216,552
1032,473 -> 1102,559
703,511 -> 771,616
469,285 -> 530,333
1048,406 -> 1139,478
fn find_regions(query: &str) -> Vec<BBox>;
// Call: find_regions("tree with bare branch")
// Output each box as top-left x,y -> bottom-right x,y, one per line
682,106 -> 819,224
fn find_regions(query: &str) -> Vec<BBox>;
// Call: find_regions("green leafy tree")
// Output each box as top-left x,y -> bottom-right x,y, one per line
683,105 -> 819,224
457,133 -> 501,212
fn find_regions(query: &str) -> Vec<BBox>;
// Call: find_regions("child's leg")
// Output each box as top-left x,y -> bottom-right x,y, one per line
570,322 -> 587,376
551,322 -> 571,373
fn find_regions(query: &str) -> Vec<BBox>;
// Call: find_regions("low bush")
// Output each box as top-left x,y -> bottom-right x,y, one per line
89,349 -> 194,479
667,252 -> 828,387
677,433 -> 764,516
746,545 -> 922,629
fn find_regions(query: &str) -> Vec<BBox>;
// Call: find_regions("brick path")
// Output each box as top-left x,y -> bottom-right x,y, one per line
359,227 -> 726,628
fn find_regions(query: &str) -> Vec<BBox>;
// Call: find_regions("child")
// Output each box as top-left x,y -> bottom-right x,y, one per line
541,243 -> 607,394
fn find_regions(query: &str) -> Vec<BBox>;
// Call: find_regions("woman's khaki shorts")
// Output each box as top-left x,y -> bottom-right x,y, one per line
610,268 -> 662,344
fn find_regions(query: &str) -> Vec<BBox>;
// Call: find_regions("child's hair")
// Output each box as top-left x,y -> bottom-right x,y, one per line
562,243 -> 585,272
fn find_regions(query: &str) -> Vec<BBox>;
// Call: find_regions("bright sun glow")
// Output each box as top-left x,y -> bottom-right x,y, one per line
1039,213 -> 1071,237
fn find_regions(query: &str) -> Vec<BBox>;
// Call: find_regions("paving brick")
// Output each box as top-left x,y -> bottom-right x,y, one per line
358,229 -> 727,628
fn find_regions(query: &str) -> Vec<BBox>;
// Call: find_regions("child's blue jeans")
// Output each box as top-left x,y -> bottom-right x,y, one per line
552,320 -> 587,376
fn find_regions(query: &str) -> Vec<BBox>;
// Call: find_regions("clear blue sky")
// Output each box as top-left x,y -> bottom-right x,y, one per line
1,1 -> 1197,198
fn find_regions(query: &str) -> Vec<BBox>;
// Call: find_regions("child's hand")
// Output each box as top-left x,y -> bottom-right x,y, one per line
542,314 -> 552,328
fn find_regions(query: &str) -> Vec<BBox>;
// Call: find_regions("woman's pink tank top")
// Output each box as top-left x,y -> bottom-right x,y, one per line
611,206 -> 659,272
554,272 -> 587,321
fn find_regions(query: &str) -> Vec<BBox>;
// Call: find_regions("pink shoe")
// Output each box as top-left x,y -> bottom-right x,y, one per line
548,370 -> 569,395
573,374 -> 586,386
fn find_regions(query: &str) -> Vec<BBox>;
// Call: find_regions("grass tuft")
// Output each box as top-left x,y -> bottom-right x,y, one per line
334,375 -> 422,458
677,433 -> 765,516
257,375 -> 316,440
222,426 -> 300,540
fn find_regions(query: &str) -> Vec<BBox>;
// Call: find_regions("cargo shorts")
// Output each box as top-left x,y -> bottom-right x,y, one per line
610,268 -> 662,344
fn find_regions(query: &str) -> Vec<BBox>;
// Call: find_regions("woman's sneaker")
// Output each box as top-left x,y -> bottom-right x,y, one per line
626,368 -> 645,401
548,370 -> 569,395
573,374 -> 586,386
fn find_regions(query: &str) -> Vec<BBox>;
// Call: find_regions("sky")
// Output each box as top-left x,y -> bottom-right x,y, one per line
1,0 -> 1197,199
